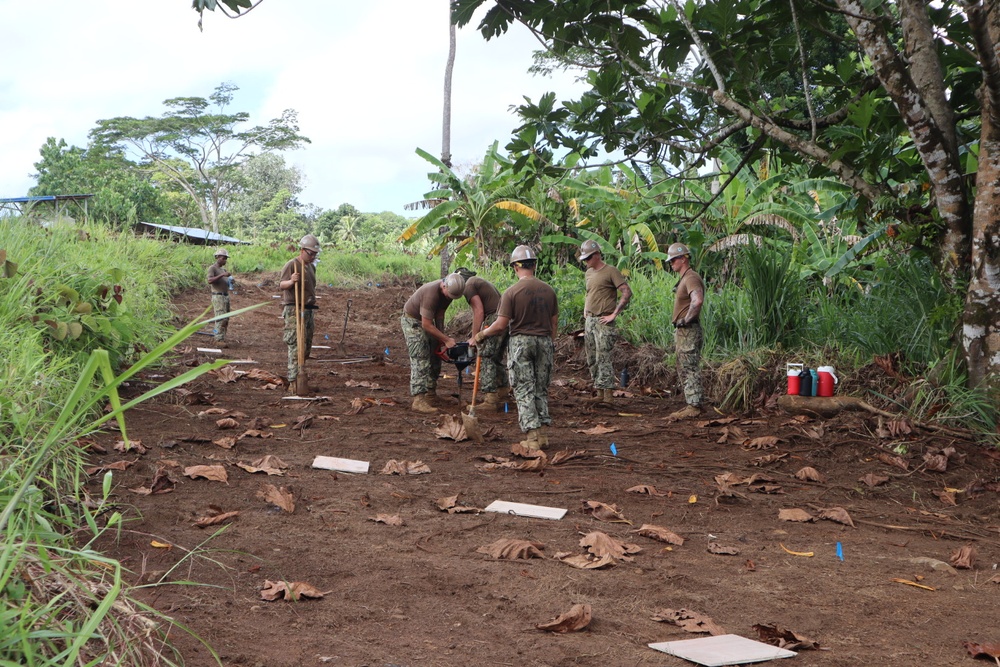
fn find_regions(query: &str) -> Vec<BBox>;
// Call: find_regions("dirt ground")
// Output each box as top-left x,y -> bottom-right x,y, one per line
90,275 -> 1000,667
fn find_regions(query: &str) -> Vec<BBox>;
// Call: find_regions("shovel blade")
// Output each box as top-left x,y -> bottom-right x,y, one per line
462,410 -> 483,444
295,372 -> 310,396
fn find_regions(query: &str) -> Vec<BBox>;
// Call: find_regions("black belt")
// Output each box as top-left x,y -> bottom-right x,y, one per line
212,292 -> 227,295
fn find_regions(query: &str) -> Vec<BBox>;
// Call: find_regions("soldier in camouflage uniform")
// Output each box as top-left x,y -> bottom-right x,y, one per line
472,246 -> 558,450
456,267 -> 508,410
667,243 -> 705,420
279,235 -> 321,385
401,273 -> 467,413
206,248 -> 232,346
578,239 -> 632,404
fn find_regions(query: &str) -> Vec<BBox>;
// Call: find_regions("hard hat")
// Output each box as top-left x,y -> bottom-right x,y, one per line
577,239 -> 602,261
442,272 -> 466,298
299,234 -> 321,253
214,248 -> 229,258
509,245 -> 537,265
666,242 -> 690,261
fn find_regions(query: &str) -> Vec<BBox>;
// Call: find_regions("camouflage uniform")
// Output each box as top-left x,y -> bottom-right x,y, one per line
476,312 -> 508,394
507,334 -> 554,432
283,307 -> 314,382
674,323 -> 703,406
584,315 -> 617,389
211,293 -> 230,342
401,314 -> 441,395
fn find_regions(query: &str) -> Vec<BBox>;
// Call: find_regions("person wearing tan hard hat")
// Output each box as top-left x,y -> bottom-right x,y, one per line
472,245 -> 558,450
456,267 -> 508,411
666,242 -> 705,420
206,247 -> 232,347
278,234 -> 322,386
401,271 -> 467,413
578,238 -> 632,405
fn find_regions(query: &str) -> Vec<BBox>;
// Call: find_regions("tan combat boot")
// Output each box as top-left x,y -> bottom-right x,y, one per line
667,404 -> 702,421
480,392 -> 500,412
603,388 -> 616,404
519,428 -> 541,451
537,426 -> 549,449
411,393 -> 439,414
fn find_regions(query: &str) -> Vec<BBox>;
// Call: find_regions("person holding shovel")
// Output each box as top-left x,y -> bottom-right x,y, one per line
456,267 -> 508,411
666,242 -> 705,420
471,246 -> 558,450
401,272 -> 467,413
279,234 -> 321,389
578,238 -> 631,405
206,248 -> 232,347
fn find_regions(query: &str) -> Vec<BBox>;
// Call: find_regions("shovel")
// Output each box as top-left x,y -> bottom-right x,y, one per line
294,259 -> 310,395
338,299 -> 352,356
462,345 -> 484,444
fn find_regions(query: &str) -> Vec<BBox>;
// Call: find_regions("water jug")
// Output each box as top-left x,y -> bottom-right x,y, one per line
786,363 -> 803,395
798,366 -> 813,397
817,365 -> 838,397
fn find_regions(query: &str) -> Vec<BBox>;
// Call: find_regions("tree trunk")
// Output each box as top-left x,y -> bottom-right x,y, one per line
440,8 -> 457,278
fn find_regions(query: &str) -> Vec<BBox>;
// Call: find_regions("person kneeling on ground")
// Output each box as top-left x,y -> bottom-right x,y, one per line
472,246 -> 558,450
401,272 -> 467,413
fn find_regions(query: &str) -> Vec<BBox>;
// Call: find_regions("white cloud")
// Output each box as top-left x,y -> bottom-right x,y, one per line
0,1 -> 583,216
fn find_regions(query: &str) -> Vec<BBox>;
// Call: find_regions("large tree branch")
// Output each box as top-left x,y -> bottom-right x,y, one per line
963,0 -> 1000,130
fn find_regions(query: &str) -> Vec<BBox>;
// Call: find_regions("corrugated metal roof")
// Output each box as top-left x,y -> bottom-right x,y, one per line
136,222 -> 247,245
0,194 -> 94,203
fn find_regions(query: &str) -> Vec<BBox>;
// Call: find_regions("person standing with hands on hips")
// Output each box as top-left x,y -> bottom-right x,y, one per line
667,242 -> 705,420
578,238 -> 632,405
206,248 -> 232,347
401,272 -> 467,413
472,246 -> 558,451
279,234 -> 321,387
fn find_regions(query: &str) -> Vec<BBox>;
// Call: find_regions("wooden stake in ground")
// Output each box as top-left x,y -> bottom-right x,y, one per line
294,259 -> 310,396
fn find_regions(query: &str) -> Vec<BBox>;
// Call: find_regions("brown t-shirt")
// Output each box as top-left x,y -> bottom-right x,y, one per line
498,276 -> 558,337
462,276 -> 501,316
672,268 -> 705,324
403,280 -> 453,321
279,257 -> 317,306
584,263 -> 627,316
207,263 -> 229,295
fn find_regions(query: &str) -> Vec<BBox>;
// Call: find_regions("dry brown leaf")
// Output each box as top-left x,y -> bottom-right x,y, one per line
435,495 -> 481,513
260,580 -> 325,602
536,604 -> 592,633
246,368 -> 284,384
292,415 -> 313,431
128,465 -> 176,495
651,608 -> 726,635
778,508 -> 816,523
694,416 -> 738,427
582,500 -> 630,523
370,514 -> 404,527
212,366 -> 239,383
346,379 -> 381,389
934,489 -> 958,506
636,524 -> 685,546
816,506 -> 855,527
193,510 -> 240,528
237,455 -> 289,476
859,473 -> 890,487
794,466 -> 825,482
555,553 -> 617,569
964,641 -> 1000,662
875,451 -> 909,471
215,417 -> 239,430
753,623 -> 821,650
573,423 -> 618,435
213,436 -> 237,449
751,452 -> 788,466
380,459 -> 431,475
347,397 -> 369,415
625,484 -> 669,497
749,484 -> 784,494
84,459 -> 136,474
184,464 -> 228,483
579,531 -> 641,561
950,544 -> 977,570
477,538 -> 546,560
434,414 -> 467,441
549,449 -> 587,465
257,484 -> 295,513
113,439 -> 146,454
743,436 -> 781,450
237,429 -> 272,440
197,408 -> 230,417
707,542 -> 740,555
717,425 -> 747,444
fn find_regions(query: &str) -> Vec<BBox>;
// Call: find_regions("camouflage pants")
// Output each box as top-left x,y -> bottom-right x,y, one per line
584,315 -> 617,389
282,305 -> 315,381
674,323 -> 703,406
401,314 -> 441,396
211,293 -> 230,341
476,313 -> 508,394
507,334 -> 553,433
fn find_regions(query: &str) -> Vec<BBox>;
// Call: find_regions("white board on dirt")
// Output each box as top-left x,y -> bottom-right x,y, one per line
312,456 -> 369,474
281,395 -> 331,401
226,360 -> 257,365
484,500 -> 567,520
196,347 -> 222,354
648,634 -> 796,666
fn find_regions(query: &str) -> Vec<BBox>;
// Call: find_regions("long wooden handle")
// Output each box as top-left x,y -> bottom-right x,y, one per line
469,324 -> 485,410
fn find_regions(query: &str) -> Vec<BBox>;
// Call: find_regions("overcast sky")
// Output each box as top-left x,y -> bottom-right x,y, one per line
0,1 -> 583,216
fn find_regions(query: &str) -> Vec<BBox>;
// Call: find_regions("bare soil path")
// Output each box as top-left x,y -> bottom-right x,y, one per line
92,277 -> 1000,667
